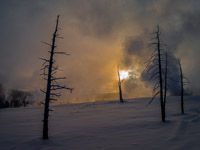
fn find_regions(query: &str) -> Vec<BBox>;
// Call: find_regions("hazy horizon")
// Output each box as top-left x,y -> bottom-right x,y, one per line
0,0 -> 200,103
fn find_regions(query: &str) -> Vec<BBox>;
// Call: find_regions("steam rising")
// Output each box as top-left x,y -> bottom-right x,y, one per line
0,0 -> 199,103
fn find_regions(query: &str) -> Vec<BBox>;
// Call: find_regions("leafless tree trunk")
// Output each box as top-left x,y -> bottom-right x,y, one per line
117,68 -> 123,103
145,25 -> 166,122
156,26 -> 165,122
164,51 -> 168,107
178,59 -> 184,114
40,15 -> 73,140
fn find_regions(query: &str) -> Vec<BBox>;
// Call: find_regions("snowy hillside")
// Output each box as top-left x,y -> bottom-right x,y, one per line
0,96 -> 200,150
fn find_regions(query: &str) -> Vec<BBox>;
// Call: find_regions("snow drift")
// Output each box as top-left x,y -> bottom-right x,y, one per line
0,96 -> 200,150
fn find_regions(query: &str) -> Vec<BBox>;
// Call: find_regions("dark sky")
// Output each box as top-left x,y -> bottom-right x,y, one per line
0,0 -> 200,103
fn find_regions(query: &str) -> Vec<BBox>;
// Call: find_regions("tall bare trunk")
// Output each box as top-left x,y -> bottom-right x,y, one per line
43,15 -> 59,140
117,69 -> 123,103
157,26 -> 165,122
164,51 -> 168,107
178,59 -> 184,114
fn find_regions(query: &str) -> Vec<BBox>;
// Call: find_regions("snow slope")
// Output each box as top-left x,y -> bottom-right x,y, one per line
0,96 -> 200,150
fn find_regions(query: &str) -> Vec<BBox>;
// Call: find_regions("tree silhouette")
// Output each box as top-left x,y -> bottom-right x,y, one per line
0,84 -> 6,108
177,59 -> 189,114
144,26 -> 166,122
163,51 -> 168,107
117,68 -> 123,103
10,90 -> 31,107
40,15 -> 73,140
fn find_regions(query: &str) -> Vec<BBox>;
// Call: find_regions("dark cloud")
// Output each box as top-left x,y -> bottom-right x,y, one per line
124,37 -> 144,56
0,0 -> 200,103
119,0 -> 200,96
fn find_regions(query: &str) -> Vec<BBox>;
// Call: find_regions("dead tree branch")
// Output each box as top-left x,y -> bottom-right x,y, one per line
40,15 -> 73,140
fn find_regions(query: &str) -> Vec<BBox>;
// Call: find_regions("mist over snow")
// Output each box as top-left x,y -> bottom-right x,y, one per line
0,0 -> 200,103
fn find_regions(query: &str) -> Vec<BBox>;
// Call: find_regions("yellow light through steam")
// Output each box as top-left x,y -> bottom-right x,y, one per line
119,70 -> 130,80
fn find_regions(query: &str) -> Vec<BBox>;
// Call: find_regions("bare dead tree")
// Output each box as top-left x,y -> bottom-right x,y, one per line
117,68 -> 123,103
163,51 -> 168,107
0,84 -> 6,108
40,15 -> 73,140
144,25 -> 166,122
177,59 -> 189,114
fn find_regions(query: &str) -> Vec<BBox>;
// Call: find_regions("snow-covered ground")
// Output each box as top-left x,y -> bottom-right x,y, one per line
0,96 -> 200,150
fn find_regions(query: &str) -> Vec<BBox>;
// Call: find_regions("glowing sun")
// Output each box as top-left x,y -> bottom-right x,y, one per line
119,70 -> 130,80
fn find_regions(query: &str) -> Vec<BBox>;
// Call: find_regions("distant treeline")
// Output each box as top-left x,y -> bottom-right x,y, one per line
0,84 -> 33,108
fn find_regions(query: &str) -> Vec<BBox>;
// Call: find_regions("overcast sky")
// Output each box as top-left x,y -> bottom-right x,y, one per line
0,0 -> 200,103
